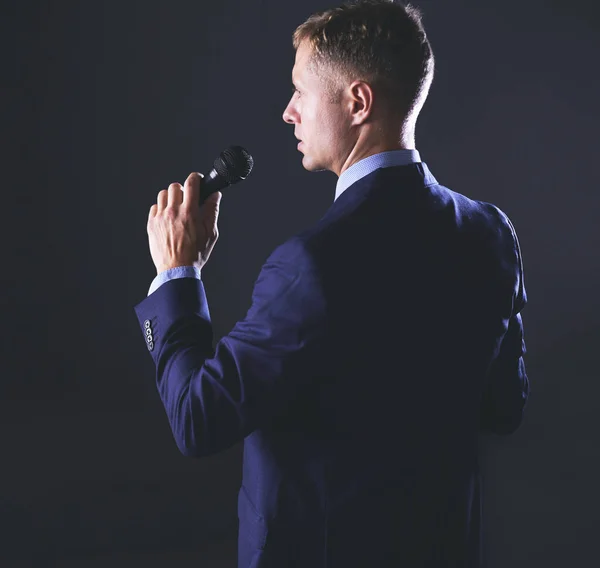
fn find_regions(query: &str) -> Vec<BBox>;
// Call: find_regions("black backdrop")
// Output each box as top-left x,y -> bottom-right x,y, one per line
3,0 -> 599,566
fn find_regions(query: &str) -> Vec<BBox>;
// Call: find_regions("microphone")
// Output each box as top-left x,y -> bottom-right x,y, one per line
199,145 -> 254,205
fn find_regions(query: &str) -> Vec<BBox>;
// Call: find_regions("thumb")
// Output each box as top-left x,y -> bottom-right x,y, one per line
202,191 -> 222,223
205,190 -> 222,209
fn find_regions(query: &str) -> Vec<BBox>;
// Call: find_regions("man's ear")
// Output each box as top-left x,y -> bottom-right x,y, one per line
349,81 -> 374,125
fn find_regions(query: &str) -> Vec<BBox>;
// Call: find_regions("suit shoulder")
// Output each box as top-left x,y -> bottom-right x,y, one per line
434,184 -> 517,235
471,197 -> 520,242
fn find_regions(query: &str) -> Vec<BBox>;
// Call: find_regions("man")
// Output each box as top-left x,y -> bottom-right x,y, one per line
134,1 -> 529,567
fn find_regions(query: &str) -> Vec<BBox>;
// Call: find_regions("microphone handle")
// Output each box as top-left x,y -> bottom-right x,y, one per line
199,168 -> 227,205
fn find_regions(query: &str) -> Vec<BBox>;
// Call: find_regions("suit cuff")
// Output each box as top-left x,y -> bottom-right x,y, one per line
148,265 -> 201,296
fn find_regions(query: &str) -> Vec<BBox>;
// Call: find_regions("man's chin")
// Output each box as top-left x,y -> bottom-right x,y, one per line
301,154 -> 326,172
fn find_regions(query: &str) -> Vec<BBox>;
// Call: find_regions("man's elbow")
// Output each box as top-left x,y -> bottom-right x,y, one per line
481,412 -> 525,435
170,414 -> 240,458
481,362 -> 530,436
480,392 -> 529,435
171,431 -> 205,458
174,437 -> 205,458
168,410 -> 209,458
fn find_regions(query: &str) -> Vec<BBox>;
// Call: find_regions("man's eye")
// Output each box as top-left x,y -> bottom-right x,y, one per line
292,87 -> 301,97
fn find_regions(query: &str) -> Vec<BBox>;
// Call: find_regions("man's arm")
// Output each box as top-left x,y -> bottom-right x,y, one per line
480,310 -> 529,435
133,239 -> 326,457
480,213 -> 530,435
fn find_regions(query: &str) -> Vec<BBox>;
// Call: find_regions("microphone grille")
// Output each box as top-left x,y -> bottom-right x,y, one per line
213,146 -> 254,185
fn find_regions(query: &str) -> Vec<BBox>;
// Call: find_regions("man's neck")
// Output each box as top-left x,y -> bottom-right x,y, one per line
336,129 -> 416,178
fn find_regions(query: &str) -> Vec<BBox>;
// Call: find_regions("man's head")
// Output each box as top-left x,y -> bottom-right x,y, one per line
282,0 -> 434,176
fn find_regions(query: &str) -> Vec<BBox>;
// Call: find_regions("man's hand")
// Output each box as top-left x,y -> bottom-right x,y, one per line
147,172 -> 222,275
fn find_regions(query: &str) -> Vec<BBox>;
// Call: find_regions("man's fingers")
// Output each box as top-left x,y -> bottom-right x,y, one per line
183,172 -> 202,209
157,189 -> 168,211
167,183 -> 183,208
148,203 -> 158,221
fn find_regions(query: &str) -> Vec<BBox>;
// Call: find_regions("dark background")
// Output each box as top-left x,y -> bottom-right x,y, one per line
3,0 -> 599,566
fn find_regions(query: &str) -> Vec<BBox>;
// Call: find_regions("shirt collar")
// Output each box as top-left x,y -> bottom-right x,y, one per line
334,149 -> 421,201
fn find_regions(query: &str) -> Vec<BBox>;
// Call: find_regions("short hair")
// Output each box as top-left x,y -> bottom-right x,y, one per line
292,0 -> 434,121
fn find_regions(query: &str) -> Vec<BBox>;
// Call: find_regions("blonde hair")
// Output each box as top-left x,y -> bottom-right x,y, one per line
293,0 -> 434,119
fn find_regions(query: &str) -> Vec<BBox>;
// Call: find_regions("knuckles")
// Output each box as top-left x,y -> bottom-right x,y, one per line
164,208 -> 177,221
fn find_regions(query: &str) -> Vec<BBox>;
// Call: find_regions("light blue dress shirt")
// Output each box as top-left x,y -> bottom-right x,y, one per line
334,149 -> 420,201
147,149 -> 421,296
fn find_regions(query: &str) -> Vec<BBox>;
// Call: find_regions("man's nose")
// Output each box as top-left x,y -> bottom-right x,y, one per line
282,102 -> 296,124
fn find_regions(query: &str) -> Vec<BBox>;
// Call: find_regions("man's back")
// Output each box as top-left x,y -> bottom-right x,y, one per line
236,163 -> 528,567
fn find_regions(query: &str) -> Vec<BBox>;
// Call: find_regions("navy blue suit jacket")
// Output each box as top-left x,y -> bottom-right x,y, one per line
134,163 -> 529,568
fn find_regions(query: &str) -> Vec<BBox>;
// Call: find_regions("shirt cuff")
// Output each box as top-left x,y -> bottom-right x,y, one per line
148,265 -> 202,296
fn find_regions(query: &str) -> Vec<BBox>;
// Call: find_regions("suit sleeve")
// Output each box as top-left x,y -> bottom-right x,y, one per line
479,213 -> 530,435
147,265 -> 201,296
133,239 -> 326,457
